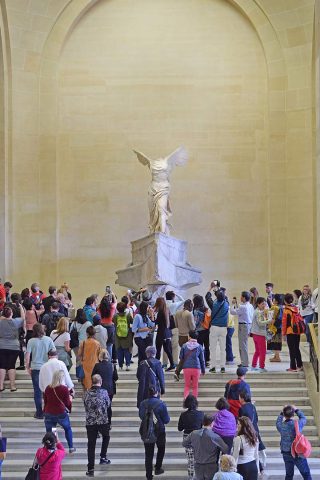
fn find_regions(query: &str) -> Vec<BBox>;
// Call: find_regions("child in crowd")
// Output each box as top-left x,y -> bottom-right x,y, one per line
213,455 -> 243,480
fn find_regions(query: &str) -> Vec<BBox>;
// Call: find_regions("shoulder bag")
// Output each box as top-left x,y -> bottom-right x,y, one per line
53,332 -> 64,343
0,436 -> 7,460
76,341 -> 85,380
25,451 -> 54,480
52,386 -> 71,414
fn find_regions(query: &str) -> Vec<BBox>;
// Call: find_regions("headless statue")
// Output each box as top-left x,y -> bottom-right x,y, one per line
133,146 -> 189,236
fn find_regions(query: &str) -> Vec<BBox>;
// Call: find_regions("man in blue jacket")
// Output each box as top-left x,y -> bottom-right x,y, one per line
276,405 -> 312,480
139,386 -> 170,480
205,286 -> 229,373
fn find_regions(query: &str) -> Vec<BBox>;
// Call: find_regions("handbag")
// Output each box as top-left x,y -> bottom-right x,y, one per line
76,341 -> 85,380
25,451 -> 54,480
0,437 -> 7,460
76,364 -> 85,380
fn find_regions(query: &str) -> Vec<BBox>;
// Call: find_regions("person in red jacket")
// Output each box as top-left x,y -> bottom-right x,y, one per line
43,370 -> 75,453
282,293 -> 303,372
36,431 -> 65,480
0,280 -> 5,312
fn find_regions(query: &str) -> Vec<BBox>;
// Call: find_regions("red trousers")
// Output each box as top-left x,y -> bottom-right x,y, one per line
183,368 -> 201,398
252,334 -> 266,369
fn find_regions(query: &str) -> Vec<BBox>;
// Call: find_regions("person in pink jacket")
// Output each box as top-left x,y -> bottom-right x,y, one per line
36,431 -> 65,480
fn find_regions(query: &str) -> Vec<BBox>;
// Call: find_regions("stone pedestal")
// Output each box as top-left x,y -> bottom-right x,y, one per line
115,232 -> 202,296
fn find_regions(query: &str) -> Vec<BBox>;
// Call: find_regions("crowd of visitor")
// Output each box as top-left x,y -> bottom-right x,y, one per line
0,278 -> 316,479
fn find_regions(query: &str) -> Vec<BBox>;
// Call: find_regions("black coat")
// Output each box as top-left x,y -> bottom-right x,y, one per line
92,360 -> 118,397
136,357 -> 165,408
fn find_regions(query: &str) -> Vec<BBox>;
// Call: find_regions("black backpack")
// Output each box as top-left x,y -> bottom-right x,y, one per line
139,399 -> 161,444
43,312 -> 60,336
70,325 -> 79,349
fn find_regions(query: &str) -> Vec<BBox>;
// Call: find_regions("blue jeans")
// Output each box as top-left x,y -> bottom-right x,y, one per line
31,369 -> 42,416
282,452 -> 312,480
0,459 -> 2,479
45,412 -> 73,448
226,327 -> 235,362
303,314 -> 314,343
117,347 -> 131,368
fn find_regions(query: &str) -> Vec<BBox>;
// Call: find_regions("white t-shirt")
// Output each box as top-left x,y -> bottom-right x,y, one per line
50,330 -> 70,347
232,435 -> 259,466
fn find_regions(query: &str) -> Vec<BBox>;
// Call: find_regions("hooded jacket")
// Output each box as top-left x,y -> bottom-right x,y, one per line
179,340 -> 205,373
212,409 -> 237,437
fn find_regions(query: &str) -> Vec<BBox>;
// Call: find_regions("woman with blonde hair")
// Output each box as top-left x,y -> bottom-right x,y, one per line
50,317 -> 72,370
43,370 -> 75,454
79,325 -> 101,390
92,349 -> 118,425
213,454 -> 243,479
154,297 -> 175,371
298,284 -> 315,343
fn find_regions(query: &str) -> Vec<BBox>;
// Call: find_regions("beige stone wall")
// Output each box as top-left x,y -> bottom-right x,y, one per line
0,0 -> 317,305
56,0 -> 269,302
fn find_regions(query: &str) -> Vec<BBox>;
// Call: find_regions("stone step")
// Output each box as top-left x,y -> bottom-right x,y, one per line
0,397 -> 312,407
1,366 -> 318,480
13,371 -> 307,381
0,405 -> 315,416
10,374 -> 305,387
3,472 -> 320,480
0,385 -> 309,396
3,423 -> 318,435
5,446 -> 320,459
3,430 -> 320,448
1,414 -> 315,426
3,456 -> 320,472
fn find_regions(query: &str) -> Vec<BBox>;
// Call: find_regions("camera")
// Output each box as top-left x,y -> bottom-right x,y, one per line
211,280 -> 221,290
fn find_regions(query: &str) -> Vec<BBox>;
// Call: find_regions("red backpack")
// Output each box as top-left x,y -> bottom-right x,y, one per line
291,420 -> 312,458
290,309 -> 306,335
285,307 -> 306,335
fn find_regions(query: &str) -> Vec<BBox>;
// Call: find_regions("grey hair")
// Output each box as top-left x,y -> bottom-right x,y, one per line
145,345 -> 156,358
92,374 -> 102,385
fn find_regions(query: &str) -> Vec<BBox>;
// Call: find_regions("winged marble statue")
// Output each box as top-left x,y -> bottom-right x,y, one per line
133,146 -> 189,236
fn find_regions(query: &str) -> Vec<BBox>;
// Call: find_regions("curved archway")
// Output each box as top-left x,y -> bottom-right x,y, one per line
0,0 -> 12,278
38,0 -> 287,297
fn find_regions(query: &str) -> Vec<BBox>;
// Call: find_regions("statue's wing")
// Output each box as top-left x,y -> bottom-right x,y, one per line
166,146 -> 189,167
133,149 -> 151,167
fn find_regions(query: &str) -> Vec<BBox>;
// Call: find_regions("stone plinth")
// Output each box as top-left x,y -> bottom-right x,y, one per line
115,232 -> 202,294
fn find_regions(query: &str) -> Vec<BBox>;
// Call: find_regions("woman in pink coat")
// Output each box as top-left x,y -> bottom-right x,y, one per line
36,431 -> 65,480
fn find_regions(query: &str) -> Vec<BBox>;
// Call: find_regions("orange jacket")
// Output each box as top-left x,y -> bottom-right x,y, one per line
282,305 -> 299,335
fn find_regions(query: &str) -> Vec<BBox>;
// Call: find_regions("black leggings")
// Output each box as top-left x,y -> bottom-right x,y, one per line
287,334 -> 302,370
144,432 -> 166,480
197,329 -> 210,362
135,336 -> 152,363
155,335 -> 174,367
237,460 -> 258,480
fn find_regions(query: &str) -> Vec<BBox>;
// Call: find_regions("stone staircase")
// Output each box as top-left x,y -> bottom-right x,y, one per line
1,369 -> 320,479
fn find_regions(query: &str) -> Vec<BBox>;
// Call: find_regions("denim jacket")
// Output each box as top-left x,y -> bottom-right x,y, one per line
276,409 -> 307,453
